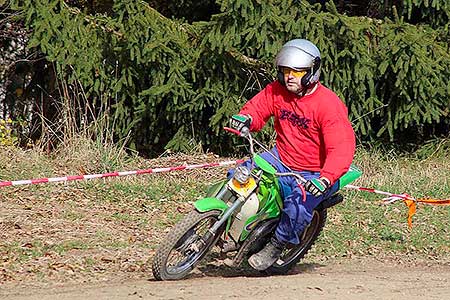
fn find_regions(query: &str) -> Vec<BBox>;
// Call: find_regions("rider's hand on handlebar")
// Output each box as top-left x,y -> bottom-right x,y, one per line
305,177 -> 331,197
230,114 -> 252,134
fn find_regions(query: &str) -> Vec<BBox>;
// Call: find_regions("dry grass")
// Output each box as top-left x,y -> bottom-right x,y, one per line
0,141 -> 449,287
0,141 -> 228,285
314,146 -> 450,263
354,145 -> 450,197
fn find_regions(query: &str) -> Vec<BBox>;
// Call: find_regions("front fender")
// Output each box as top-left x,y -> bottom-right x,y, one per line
194,197 -> 228,214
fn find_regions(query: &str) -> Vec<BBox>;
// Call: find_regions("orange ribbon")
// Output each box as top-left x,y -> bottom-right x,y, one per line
416,198 -> 450,205
404,198 -> 450,229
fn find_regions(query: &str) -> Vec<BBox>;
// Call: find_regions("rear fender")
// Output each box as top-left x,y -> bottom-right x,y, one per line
338,164 -> 362,189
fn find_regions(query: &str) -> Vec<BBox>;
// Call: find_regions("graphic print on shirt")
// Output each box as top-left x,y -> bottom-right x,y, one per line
279,109 -> 311,129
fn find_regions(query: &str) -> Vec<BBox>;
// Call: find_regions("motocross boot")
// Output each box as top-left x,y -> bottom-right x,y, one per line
248,236 -> 285,271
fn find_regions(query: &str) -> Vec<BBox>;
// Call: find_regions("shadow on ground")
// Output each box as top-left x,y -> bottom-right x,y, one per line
149,260 -> 325,282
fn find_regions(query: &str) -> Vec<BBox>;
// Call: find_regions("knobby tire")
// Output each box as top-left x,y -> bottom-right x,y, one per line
152,210 -> 222,280
266,208 -> 327,275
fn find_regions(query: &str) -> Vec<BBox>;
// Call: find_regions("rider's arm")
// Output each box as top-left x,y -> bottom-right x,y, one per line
238,82 -> 278,132
319,100 -> 356,185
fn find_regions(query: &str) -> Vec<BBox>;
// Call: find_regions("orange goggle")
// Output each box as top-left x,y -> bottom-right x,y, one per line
280,67 -> 307,78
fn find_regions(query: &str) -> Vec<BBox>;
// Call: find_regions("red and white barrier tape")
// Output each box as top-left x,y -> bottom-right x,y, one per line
0,159 -> 245,188
344,184 -> 415,202
345,184 -> 450,228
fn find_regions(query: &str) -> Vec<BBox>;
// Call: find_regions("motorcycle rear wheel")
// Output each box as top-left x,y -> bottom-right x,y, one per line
265,208 -> 327,275
152,210 -> 223,280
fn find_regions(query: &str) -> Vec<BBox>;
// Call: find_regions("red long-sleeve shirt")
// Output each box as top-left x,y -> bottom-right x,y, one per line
240,81 -> 356,184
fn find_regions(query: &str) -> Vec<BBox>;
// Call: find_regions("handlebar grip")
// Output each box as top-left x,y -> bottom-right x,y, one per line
224,127 -> 242,136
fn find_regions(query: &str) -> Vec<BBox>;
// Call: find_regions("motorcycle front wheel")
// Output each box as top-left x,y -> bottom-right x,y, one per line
152,210 -> 223,280
265,208 -> 327,275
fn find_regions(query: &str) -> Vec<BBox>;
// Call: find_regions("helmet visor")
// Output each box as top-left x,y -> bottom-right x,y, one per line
280,67 -> 307,78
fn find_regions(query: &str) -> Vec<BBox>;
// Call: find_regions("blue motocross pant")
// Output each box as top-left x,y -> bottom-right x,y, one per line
230,146 -> 339,245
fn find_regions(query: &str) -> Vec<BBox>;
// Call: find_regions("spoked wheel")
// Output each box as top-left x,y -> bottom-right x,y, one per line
266,208 -> 327,275
152,210 -> 223,280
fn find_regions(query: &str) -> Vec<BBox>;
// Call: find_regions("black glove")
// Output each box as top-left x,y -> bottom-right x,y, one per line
305,177 -> 331,197
230,114 -> 251,133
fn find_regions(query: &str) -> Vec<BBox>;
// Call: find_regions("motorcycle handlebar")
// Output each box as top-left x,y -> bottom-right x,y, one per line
274,172 -> 307,184
275,172 -> 307,202
224,126 -> 307,201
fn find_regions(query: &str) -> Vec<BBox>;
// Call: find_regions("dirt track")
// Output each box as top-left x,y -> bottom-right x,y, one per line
2,258 -> 449,300
1,152 -> 449,300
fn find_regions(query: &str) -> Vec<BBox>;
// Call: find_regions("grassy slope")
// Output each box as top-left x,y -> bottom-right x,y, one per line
0,139 -> 449,285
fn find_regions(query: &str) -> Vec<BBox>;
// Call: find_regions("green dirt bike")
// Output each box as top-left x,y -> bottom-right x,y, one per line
152,127 -> 362,280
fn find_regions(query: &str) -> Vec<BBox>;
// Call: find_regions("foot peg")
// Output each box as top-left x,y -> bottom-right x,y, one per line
222,240 -> 238,253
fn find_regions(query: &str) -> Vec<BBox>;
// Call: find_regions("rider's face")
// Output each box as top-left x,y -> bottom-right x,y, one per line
281,67 -> 307,94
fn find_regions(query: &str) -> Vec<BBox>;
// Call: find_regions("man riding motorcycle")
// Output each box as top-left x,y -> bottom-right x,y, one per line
230,38 -> 356,270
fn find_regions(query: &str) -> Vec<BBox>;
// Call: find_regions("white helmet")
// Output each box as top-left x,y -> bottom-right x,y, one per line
275,39 -> 321,89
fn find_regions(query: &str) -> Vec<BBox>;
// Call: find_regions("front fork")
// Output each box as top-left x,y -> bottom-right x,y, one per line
194,187 -> 245,245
